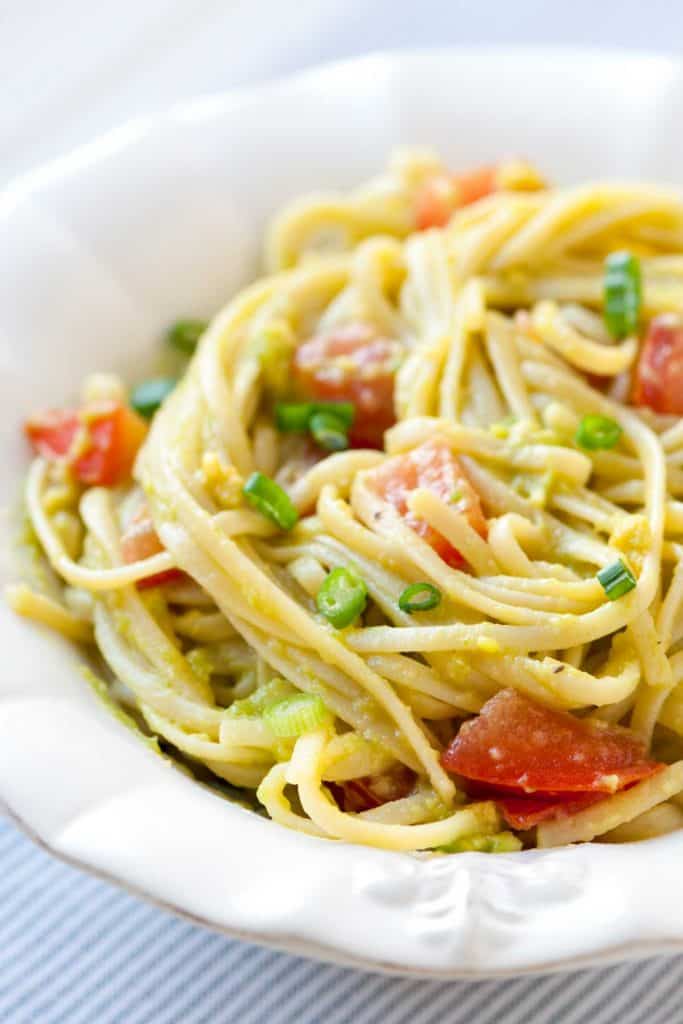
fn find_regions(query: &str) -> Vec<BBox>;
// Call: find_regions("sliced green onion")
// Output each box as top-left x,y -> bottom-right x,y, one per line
597,559 -> 637,600
275,401 -> 355,434
310,411 -> 349,452
130,377 -> 176,419
316,566 -> 367,628
437,832 -> 523,854
398,582 -> 442,614
264,693 -> 332,737
314,402 -> 355,430
167,318 -> 208,354
243,472 -> 299,530
604,251 -> 642,339
575,414 -> 622,451
227,678 -> 297,718
276,402 -> 314,432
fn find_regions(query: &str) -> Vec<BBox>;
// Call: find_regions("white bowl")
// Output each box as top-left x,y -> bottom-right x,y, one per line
2,47 -> 683,979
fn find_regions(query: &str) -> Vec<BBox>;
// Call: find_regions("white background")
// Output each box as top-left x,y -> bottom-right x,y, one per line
4,0 -> 683,186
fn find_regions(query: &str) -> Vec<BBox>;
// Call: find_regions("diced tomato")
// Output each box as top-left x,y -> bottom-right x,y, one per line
77,404 -> 148,485
120,504 -> 182,589
121,506 -> 163,563
487,791 -> 606,831
25,409 -> 80,461
464,780 -> 606,830
456,166 -> 498,207
25,401 -> 147,487
415,174 -> 456,230
415,165 -> 497,230
368,437 -> 487,569
292,323 -> 401,448
633,314 -> 683,414
441,689 -> 662,794
329,766 -> 416,813
585,372 -> 611,392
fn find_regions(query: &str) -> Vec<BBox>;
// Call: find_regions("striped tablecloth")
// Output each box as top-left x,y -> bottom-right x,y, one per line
1,816 -> 682,1024
5,3 -> 683,1021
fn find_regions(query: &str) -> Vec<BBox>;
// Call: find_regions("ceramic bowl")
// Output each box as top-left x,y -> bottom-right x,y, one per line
2,48 -> 683,978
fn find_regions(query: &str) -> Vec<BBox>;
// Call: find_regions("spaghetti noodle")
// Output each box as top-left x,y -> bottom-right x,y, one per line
11,148 -> 683,853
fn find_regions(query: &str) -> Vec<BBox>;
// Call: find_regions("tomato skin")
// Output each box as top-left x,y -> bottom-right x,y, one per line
441,689 -> 662,794
415,174 -> 455,230
120,505 -> 182,589
456,166 -> 498,207
329,766 -> 416,813
292,323 -> 401,448
76,403 -> 147,486
368,437 -> 487,569
25,409 -> 79,460
25,402 -> 147,486
414,166 -> 497,230
633,314 -> 683,414
585,372 -> 611,393
484,790 -> 606,831
134,568 -> 183,590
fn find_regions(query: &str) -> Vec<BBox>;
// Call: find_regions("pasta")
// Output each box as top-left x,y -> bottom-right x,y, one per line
11,147 -> 683,855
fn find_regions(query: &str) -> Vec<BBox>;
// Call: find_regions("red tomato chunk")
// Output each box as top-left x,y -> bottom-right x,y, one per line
25,409 -> 80,461
368,437 -> 487,569
491,791 -> 605,831
329,766 -> 416,813
442,690 -> 662,806
25,402 -> 147,487
414,166 -> 498,230
120,505 -> 182,590
292,323 -> 401,448
633,314 -> 683,415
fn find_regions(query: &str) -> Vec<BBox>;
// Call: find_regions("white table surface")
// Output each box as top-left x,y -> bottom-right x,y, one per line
4,3 -> 683,1021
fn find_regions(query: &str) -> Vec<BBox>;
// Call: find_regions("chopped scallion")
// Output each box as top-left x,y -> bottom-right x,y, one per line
314,402 -> 354,430
309,411 -> 349,452
437,832 -> 523,854
275,401 -> 355,433
316,566 -> 367,629
227,678 -> 297,718
398,582 -> 442,614
130,377 -> 176,419
264,693 -> 332,737
276,402 -> 315,432
597,559 -> 636,600
575,414 -> 622,451
243,472 -> 299,531
604,251 -> 642,340
167,318 -> 208,354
